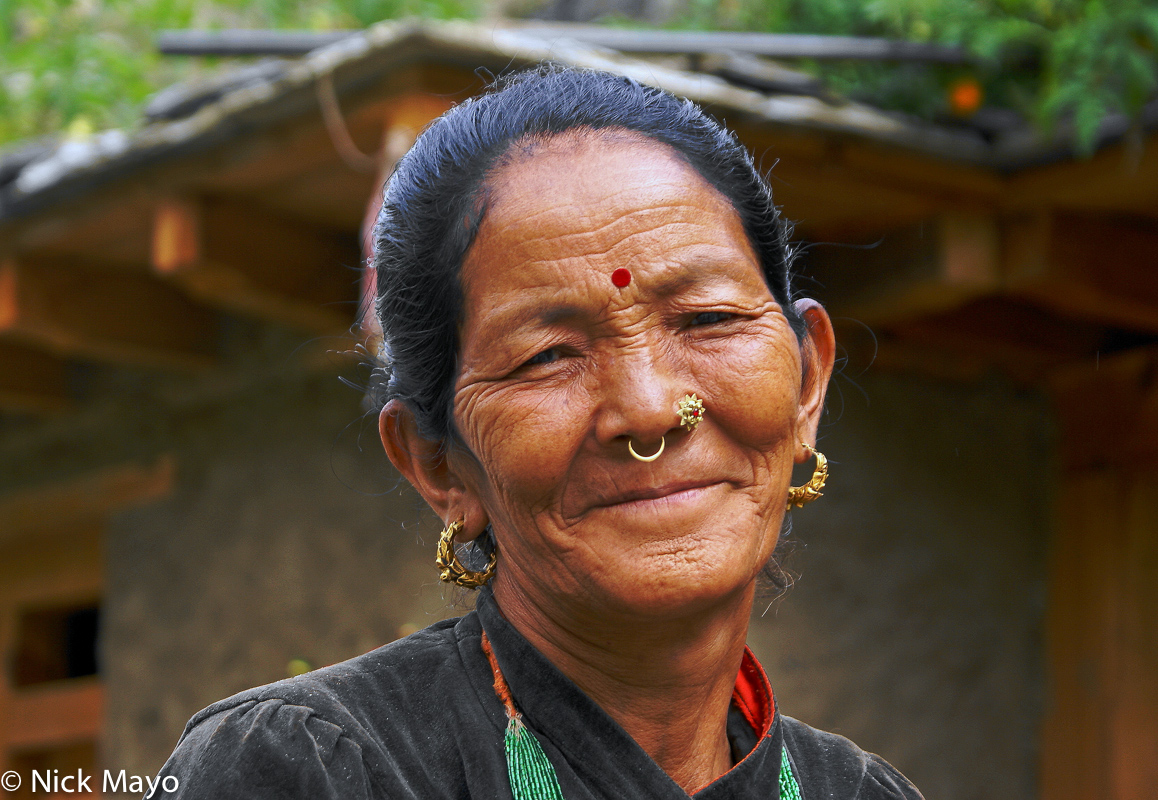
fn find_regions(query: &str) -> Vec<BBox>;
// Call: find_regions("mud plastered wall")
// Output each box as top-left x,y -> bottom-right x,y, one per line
748,371 -> 1051,800
80,361 -> 1048,798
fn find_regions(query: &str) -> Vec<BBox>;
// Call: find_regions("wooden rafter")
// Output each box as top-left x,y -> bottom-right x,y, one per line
802,212 -> 1002,325
0,457 -> 174,543
806,211 -> 1158,341
152,196 -> 360,335
0,340 -> 70,414
0,258 -> 217,370
1002,212 -> 1158,333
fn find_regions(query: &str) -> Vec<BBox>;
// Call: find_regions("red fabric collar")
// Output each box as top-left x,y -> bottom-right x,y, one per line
691,646 -> 776,794
731,646 -> 775,739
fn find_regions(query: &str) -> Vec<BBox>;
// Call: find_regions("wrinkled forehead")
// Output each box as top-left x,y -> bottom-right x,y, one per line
469,130 -> 746,272
484,127 -> 704,210
458,132 -> 767,328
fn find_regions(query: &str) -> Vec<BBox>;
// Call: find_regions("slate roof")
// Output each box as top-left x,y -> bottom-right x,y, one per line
1,20 -> 1154,224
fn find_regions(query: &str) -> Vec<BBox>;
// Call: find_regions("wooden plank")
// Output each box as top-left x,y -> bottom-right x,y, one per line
152,196 -> 359,334
806,211 -> 1158,346
0,340 -> 70,414
838,139 -> 1004,198
1113,470 -> 1158,799
1003,213 -> 1158,334
255,92 -> 451,230
1,186 -> 157,266
1004,132 -> 1158,215
0,457 -> 174,542
0,525 -> 103,606
1042,469 -> 1121,800
0,258 -> 217,369
0,680 -> 103,750
1049,348 -> 1158,473
14,196 -> 156,270
156,26 -> 971,63
802,212 -> 1001,324
1043,352 -> 1158,800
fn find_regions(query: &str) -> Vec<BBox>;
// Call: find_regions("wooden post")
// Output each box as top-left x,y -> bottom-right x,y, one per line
1043,349 -> 1158,800
359,93 -> 454,343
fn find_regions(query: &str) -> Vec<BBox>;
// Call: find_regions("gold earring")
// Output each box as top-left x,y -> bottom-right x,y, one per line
435,519 -> 497,588
678,393 -> 705,431
786,443 -> 828,509
628,436 -> 665,462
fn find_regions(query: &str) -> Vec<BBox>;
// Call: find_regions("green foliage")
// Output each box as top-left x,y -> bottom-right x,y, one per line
0,0 -> 482,146
1,0 -> 1155,152
673,0 -> 1158,151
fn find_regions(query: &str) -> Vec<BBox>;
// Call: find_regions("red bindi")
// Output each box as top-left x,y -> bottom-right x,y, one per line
611,268 -> 632,287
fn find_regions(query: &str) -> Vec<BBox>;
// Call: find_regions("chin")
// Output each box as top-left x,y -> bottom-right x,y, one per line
593,550 -> 761,621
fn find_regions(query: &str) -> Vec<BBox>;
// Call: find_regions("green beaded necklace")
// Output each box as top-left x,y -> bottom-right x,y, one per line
481,633 -> 803,799
779,746 -> 803,800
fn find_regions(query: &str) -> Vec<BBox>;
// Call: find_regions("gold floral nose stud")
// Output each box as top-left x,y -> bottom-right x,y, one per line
627,394 -> 705,462
678,394 -> 704,431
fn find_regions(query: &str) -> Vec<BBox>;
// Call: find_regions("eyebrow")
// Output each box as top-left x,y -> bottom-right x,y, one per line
538,303 -> 590,326
482,254 -> 757,334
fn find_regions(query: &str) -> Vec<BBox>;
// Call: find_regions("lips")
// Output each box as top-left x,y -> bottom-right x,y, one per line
592,479 -> 723,509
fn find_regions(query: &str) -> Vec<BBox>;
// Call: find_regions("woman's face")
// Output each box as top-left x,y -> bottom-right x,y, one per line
444,134 -> 832,621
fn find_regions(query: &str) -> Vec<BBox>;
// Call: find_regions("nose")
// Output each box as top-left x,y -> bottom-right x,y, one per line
593,339 -> 686,451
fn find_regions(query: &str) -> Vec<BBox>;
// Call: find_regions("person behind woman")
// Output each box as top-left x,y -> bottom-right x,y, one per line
155,67 -> 923,799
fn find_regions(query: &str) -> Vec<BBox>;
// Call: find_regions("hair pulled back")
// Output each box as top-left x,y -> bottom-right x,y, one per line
370,66 -> 803,444
369,67 -> 806,596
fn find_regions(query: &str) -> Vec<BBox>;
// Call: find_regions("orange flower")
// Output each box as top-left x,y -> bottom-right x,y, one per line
949,77 -> 984,116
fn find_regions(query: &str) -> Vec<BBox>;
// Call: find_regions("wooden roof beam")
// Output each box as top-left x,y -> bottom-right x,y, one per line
803,212 -> 1001,326
1002,212 -> 1158,333
0,340 -> 70,414
0,457 -> 174,543
152,196 -> 360,335
806,211 -> 1158,336
0,258 -> 217,370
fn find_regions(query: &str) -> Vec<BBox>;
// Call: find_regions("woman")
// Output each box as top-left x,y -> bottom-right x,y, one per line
157,68 -> 922,799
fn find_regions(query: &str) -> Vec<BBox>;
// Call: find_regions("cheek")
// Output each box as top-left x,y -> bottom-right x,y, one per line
697,331 -> 803,446
456,382 -> 586,516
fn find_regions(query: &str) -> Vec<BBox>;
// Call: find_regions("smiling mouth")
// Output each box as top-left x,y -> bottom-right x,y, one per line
594,480 -> 724,509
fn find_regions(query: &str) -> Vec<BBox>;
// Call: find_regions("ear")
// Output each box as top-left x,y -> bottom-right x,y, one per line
792,299 -> 836,462
378,400 -> 490,542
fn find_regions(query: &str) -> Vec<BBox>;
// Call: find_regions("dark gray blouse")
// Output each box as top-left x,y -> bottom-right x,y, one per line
154,590 -> 923,799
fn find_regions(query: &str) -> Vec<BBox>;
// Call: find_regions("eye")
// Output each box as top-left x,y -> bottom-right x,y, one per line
524,348 -> 561,367
690,311 -> 735,326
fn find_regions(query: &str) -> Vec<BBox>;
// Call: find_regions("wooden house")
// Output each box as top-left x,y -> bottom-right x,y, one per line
0,21 -> 1154,799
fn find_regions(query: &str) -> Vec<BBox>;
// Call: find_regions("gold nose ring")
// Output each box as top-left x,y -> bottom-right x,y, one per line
628,436 -> 665,462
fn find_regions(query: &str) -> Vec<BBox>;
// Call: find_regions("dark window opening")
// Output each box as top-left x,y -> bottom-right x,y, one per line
10,602 -> 100,687
9,741 -> 97,800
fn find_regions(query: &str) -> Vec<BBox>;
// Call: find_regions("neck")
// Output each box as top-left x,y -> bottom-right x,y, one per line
494,579 -> 755,793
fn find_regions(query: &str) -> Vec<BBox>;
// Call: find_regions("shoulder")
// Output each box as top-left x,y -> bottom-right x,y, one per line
181,615 -> 471,739
781,716 -> 924,800
155,616 -> 491,799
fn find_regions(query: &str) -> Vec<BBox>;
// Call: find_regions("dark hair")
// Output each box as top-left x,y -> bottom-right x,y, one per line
370,66 -> 807,595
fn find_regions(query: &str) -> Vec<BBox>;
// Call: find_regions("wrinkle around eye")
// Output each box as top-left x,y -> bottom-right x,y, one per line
525,347 -> 562,367
690,311 -> 736,326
